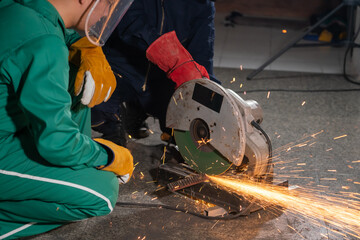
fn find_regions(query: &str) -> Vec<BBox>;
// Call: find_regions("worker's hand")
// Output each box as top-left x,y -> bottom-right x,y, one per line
94,138 -> 134,183
69,37 -> 116,108
146,31 -> 209,89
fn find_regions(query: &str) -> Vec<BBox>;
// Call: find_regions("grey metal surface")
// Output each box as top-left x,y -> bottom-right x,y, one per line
26,68 -> 360,240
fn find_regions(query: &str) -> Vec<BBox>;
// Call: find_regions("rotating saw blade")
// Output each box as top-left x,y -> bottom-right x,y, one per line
174,130 -> 231,175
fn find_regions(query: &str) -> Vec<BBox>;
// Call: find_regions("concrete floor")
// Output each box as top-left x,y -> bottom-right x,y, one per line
26,68 -> 360,240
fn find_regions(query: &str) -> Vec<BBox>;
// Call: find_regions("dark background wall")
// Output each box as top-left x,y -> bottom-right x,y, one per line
215,0 -> 342,20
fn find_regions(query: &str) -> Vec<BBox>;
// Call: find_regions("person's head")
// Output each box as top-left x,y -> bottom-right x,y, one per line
48,0 -> 133,46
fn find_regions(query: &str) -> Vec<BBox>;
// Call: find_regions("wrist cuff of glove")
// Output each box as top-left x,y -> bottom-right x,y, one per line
95,141 -> 115,169
168,61 -> 208,88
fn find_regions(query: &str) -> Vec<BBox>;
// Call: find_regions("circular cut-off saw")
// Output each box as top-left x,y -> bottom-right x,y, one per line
166,78 -> 272,179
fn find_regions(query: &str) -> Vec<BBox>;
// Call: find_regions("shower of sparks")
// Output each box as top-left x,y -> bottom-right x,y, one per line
205,129 -> 360,238
148,129 -> 154,134
267,91 -> 271,99
173,128 -> 357,236
230,77 -> 236,83
282,29 -> 287,34
301,101 -> 306,106
333,134 -> 347,140
208,176 -> 360,238
240,65 -> 243,70
240,83 -> 243,88
179,91 -> 183,100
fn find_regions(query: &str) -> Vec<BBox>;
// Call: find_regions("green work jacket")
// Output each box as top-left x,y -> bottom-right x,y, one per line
0,0 -> 108,168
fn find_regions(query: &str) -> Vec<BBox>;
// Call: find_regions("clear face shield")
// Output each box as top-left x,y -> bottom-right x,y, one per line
85,0 -> 134,46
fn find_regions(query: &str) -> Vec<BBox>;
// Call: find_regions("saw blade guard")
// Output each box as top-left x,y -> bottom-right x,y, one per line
166,79 -> 246,168
166,79 -> 271,177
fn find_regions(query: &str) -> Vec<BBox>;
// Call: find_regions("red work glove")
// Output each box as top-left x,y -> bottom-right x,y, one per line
146,31 -> 209,88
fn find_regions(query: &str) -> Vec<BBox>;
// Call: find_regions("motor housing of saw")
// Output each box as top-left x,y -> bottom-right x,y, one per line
166,78 -> 271,178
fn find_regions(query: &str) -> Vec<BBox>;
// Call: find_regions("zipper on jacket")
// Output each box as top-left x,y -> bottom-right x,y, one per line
142,0 -> 165,92
159,0 -> 165,35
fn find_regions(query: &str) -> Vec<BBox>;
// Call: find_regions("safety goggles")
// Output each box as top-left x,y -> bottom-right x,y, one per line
85,0 -> 134,46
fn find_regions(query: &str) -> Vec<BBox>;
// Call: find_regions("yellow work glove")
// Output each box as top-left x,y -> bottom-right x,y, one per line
69,37 -> 116,108
94,138 -> 134,184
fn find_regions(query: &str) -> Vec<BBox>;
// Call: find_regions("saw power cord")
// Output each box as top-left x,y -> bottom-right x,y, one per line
235,88 -> 360,94
116,201 -> 243,220
343,9 -> 360,86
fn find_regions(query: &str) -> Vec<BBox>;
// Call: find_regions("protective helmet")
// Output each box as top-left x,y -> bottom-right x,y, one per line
85,0 -> 133,46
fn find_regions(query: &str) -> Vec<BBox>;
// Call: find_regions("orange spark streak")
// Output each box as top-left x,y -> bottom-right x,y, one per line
209,176 -> 360,238
333,134 -> 347,140
320,178 -> 337,181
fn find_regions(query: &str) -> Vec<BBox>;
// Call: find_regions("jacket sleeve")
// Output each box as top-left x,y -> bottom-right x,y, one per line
111,0 -> 160,51
10,35 -> 109,169
187,1 -> 219,83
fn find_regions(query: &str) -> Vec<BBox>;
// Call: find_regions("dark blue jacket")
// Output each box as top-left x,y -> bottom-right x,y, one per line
98,0 -> 217,128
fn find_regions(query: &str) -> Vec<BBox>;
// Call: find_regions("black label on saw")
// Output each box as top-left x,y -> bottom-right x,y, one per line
192,83 -> 223,113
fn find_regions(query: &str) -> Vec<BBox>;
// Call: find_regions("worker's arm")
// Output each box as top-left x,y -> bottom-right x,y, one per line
113,0 -> 218,85
186,1 -> 218,83
10,35 -> 109,169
